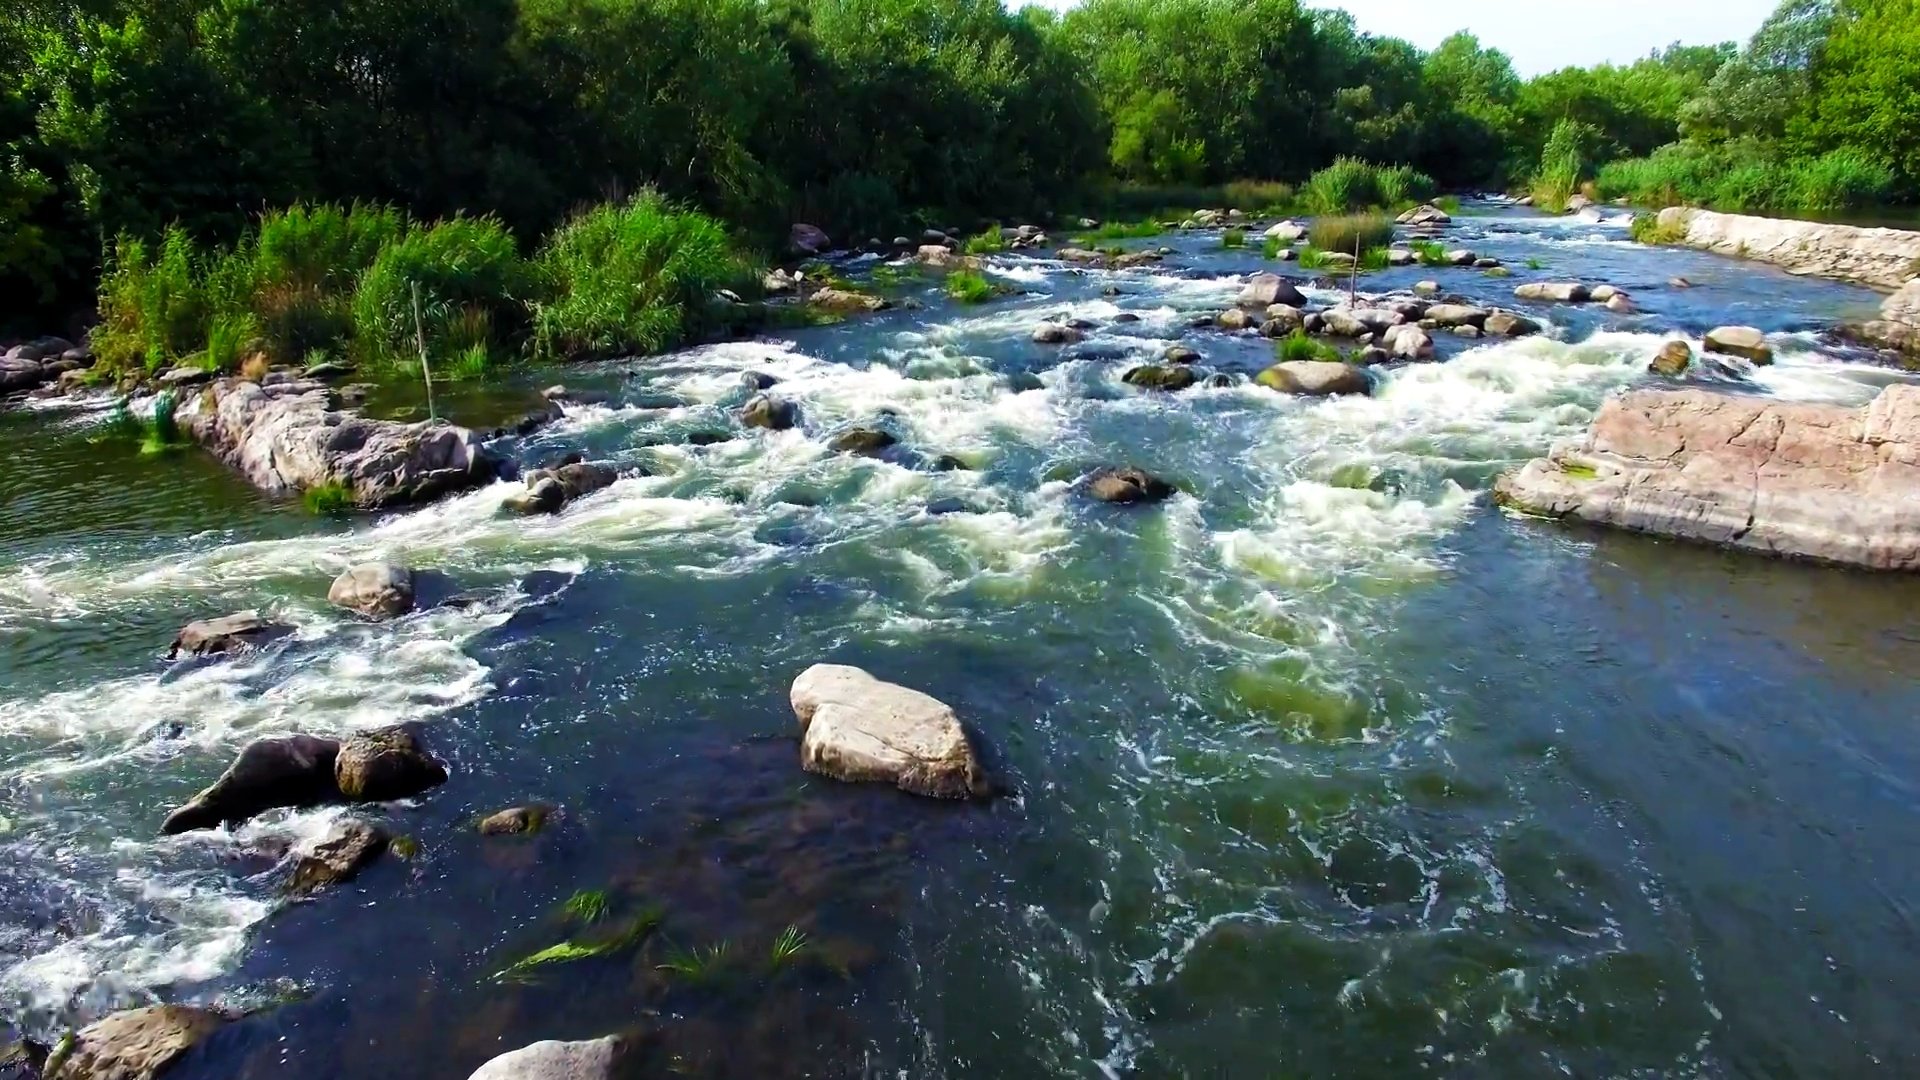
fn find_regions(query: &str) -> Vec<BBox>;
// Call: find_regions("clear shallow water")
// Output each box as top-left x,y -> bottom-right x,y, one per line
4,206 -> 1920,1077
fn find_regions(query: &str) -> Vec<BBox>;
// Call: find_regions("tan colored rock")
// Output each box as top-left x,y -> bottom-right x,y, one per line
1031,323 -> 1083,345
46,1005 -> 227,1080
1650,340 -> 1692,377
1704,326 -> 1773,364
479,805 -> 549,836
1216,308 -> 1259,331
1495,385 -> 1920,569
288,819 -> 389,895
789,664 -> 988,799
1424,304 -> 1488,328
1085,467 -> 1174,504
1656,207 -> 1920,288
328,562 -> 415,619
1237,273 -> 1307,309
168,611 -> 291,659
1883,278 -> 1920,326
467,1036 -> 632,1080
809,287 -> 888,314
334,726 -> 447,803
1483,310 -> 1541,337
1256,361 -> 1370,397
1381,324 -> 1434,361
1514,282 -> 1590,303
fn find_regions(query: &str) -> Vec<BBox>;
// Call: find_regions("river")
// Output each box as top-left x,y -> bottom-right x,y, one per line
4,204 -> 1920,1078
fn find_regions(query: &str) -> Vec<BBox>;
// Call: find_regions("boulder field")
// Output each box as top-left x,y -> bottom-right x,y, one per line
1496,383 -> 1920,570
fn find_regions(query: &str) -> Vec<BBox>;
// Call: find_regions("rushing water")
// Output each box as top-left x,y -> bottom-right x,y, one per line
4,205 -> 1920,1078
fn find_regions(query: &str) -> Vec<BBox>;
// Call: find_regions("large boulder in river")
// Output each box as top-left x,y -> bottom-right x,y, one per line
161,734 -> 342,833
1237,273 -> 1307,309
328,562 -> 416,619
1883,279 -> 1920,326
1424,304 -> 1489,329
788,223 -> 832,258
1256,361 -> 1370,397
1031,323 -> 1083,345
0,357 -> 50,394
44,1005 -> 229,1080
334,725 -> 447,803
1122,365 -> 1198,392
179,379 -> 497,509
1483,310 -> 1540,337
506,461 -> 618,514
789,664 -> 988,799
1263,221 -> 1306,242
740,393 -> 798,431
1397,203 -> 1452,227
168,612 -> 292,659
1085,467 -> 1173,504
1495,384 -> 1920,569
287,819 -> 389,895
1650,340 -> 1693,377
467,1037 -> 634,1080
1514,282 -> 1590,303
829,428 -> 897,455
1704,326 -> 1773,364
1381,324 -> 1434,361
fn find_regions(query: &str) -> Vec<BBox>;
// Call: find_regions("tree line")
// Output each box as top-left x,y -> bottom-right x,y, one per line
2,0 -> 1915,331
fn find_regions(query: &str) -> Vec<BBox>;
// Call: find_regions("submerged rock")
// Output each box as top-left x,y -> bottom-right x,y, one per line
1255,361 -> 1370,397
179,379 -> 497,509
1122,365 -> 1198,392
740,394 -> 798,431
478,805 -> 549,836
1650,340 -> 1693,377
506,462 -> 618,514
1163,345 -> 1201,365
828,428 -> 897,455
45,1005 -> 228,1080
287,819 -> 389,895
809,287 -> 888,314
327,562 -> 416,619
1495,384 -> 1920,569
1704,326 -> 1773,364
167,612 -> 291,659
1085,466 -> 1174,504
161,734 -> 342,834
1031,323 -> 1084,345
467,1036 -> 633,1080
789,664 -> 988,799
334,726 -> 447,803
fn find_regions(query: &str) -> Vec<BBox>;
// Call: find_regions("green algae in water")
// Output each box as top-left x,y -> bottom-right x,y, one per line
1227,664 -> 1373,742
562,889 -> 609,925
657,940 -> 733,984
768,925 -> 809,971
1561,462 -> 1599,481
388,835 -> 420,860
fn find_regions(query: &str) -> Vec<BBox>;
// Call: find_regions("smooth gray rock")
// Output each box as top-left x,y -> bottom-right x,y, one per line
467,1037 -> 632,1080
328,562 -> 416,619
168,611 -> 293,659
790,664 -> 988,799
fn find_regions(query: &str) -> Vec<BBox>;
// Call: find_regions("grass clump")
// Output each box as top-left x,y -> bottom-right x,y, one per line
1072,219 -> 1162,244
1303,159 -> 1434,214
1525,256 -> 1546,271
1307,213 -> 1394,254
1275,329 -> 1340,364
1595,143 -> 1895,215
1261,235 -> 1285,260
302,481 -> 353,516
562,889 -> 610,925
494,909 -> 661,984
945,269 -> 997,305
94,229 -> 211,373
962,228 -> 1006,255
1529,119 -> 1589,213
1408,239 -> 1448,267
1629,212 -> 1689,245
657,940 -> 733,984
1221,227 -> 1247,249
769,925 -> 809,971
136,390 -> 188,456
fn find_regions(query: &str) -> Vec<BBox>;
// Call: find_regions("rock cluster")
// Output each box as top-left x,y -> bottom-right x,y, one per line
161,725 -> 447,834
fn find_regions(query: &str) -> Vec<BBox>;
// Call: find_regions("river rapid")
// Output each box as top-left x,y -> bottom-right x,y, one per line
5,205 -> 1920,1078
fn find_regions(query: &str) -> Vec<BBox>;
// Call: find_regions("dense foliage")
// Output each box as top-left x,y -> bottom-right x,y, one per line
4,0 -> 1917,335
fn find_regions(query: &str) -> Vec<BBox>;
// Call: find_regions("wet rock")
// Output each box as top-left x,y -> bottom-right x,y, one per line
1514,282 -> 1590,303
1669,276 -> 1693,289
1589,285 -> 1622,303
162,734 -> 342,833
788,223 -> 832,258
1386,249 -> 1415,267
1705,326 -> 1773,364
1216,308 -> 1259,332
1444,249 -> 1477,267
328,562 -> 416,619
1654,206 -> 1920,288
1381,324 -> 1434,361
1,1038 -> 46,1079
1113,251 -> 1163,270
1111,312 -> 1142,324
168,611 -> 292,660
1259,306 -> 1306,336
933,454 -> 972,472
1650,340 -> 1693,377
1031,323 -> 1084,345
44,1005 -> 228,1080
180,379 -> 497,509
1085,466 -> 1173,504
1483,310 -> 1541,337
828,428 -> 897,455
507,462 -> 618,515
1356,346 -> 1391,365
1122,365 -> 1198,392
1255,361 -> 1371,397
809,288 -> 888,314
740,394 -> 798,431
1319,308 -> 1399,338
157,367 -> 212,389
1423,304 -> 1488,328
1474,258 -> 1503,269
1397,204 -> 1452,227
287,819 -> 389,895
467,1036 -> 632,1080
1237,273 -> 1307,309
504,476 -> 566,515
1496,384 -> 1920,569
1263,221 -> 1306,242
739,371 -> 779,392
334,726 -> 447,803
789,664 -> 989,799
1154,345 -> 1196,366
1605,293 -> 1636,314
478,806 -> 549,836
1413,280 -> 1441,296
1453,325 -> 1482,338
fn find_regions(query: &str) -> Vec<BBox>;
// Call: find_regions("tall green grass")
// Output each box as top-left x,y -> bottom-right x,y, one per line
945,269 -> 997,304
1221,228 -> 1246,249
1275,330 -> 1340,364
1408,239 -> 1448,267
1303,159 -> 1435,214
1529,120 -> 1586,213
1595,144 -> 1895,214
353,215 -> 534,367
1308,213 -> 1394,254
532,194 -> 749,360
94,230 -> 209,373
962,228 -> 1006,255
1094,179 -> 1295,219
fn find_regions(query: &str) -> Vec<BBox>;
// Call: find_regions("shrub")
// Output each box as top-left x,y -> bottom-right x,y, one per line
1304,158 -> 1382,214
1221,228 -> 1246,249
1221,179 -> 1296,215
1275,329 -> 1340,364
249,204 -> 406,362
1308,213 -> 1393,254
962,228 -> 1006,255
945,269 -> 996,304
1073,219 -> 1162,244
1376,165 -> 1436,208
202,310 -> 260,373
1629,213 -> 1688,245
94,229 -> 209,373
532,195 -> 752,361
1789,149 -> 1895,212
1529,119 -> 1590,213
1261,235 -> 1284,259
354,215 -> 535,366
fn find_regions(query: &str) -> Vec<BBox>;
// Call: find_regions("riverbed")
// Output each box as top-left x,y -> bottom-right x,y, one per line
5,205 -> 1920,1077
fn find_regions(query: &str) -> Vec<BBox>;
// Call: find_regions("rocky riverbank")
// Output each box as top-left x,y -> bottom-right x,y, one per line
1654,207 -> 1920,290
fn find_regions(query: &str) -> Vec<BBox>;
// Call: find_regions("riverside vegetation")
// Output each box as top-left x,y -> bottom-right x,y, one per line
4,0 -> 1919,360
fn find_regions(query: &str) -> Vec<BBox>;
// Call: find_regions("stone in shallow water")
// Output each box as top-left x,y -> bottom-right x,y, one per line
789,664 -> 988,799
828,428 -> 897,455
739,393 -> 798,431
1705,325 -> 1773,364
328,562 -> 416,619
46,1005 -> 228,1080
1085,467 -> 1174,504
162,734 -> 342,834
167,611 -> 291,659
467,1036 -> 633,1080
1255,361 -> 1370,397
479,805 -> 548,835
1122,365 -> 1198,392
1651,340 -> 1692,377
334,725 -> 448,803
287,819 -> 389,895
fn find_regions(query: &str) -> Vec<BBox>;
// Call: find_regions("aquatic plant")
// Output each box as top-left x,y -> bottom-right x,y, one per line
1629,213 -> 1688,246
1071,219 -> 1162,245
138,390 -> 186,456
1408,240 -> 1448,267
562,889 -> 609,925
389,835 -> 420,860
945,269 -> 997,305
494,911 -> 659,983
1275,329 -> 1340,365
1528,119 -> 1590,213
1525,256 -> 1546,270
657,940 -> 732,983
962,228 -> 1006,255
1307,213 -> 1393,255
1221,227 -> 1247,249
1261,235 -> 1285,260
302,481 -> 353,516
768,925 -> 809,970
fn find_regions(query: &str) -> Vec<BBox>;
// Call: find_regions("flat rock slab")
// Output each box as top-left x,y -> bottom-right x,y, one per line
1658,207 -> 1920,289
168,611 -> 292,659
45,1005 -> 227,1080
789,664 -> 988,799
1495,384 -> 1920,569
180,379 -> 496,508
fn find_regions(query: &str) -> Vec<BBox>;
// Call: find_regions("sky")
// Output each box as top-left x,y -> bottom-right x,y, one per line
1030,0 -> 1777,76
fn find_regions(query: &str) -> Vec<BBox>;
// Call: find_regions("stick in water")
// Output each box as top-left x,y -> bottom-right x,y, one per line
412,281 -> 437,421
